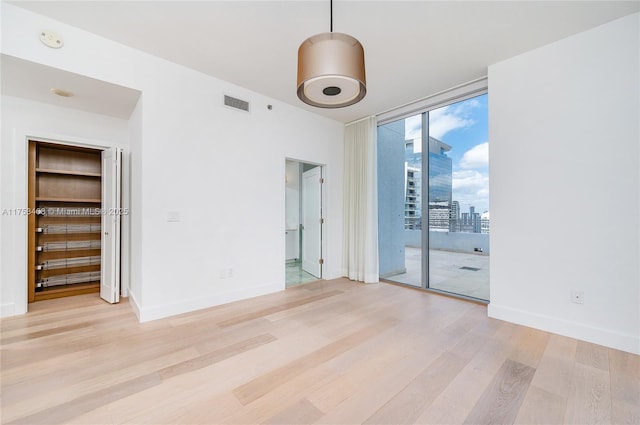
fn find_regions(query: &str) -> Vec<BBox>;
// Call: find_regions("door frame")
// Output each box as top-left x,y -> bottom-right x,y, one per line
23,134 -> 130,309
301,165 -> 323,279
284,158 -> 326,286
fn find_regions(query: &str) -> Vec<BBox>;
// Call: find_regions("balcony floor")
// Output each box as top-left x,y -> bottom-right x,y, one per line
385,247 -> 489,301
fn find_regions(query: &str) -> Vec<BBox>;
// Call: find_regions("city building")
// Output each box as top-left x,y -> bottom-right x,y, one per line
481,211 -> 490,234
404,136 -> 452,231
449,200 -> 460,232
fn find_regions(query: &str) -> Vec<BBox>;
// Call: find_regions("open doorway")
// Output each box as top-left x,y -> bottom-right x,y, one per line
285,159 -> 324,287
27,140 -> 123,305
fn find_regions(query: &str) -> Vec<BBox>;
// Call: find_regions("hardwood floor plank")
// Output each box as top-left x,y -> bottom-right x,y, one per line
314,353 -> 441,425
507,326 -> 550,369
463,359 -> 536,425
306,326 -> 440,414
168,282 -> 347,328
513,385 -> 566,424
1,347 -> 199,418
609,348 -> 640,407
447,330 -> 488,361
313,329 -> 451,425
216,290 -> 343,328
122,391 -> 244,425
262,398 -> 324,425
5,373 -> 161,425
0,308 -> 131,339
1,321 -> 96,345
225,364 -> 335,424
563,362 -> 612,424
363,352 -> 468,424
575,340 -> 610,371
529,333 -> 577,399
159,333 -> 277,380
441,305 -> 490,337
232,318 -> 397,405
1,326 -> 105,370
413,367 -> 495,425
612,399 -> 640,425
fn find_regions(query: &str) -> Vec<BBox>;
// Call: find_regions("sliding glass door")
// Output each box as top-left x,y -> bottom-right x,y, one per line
377,93 -> 489,301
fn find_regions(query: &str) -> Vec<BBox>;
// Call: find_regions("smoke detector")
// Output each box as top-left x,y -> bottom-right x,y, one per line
40,30 -> 63,49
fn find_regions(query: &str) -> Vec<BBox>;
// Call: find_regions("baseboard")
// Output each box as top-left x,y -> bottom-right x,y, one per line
127,291 -> 141,321
379,268 -> 407,279
1,303 -> 15,317
137,282 -> 283,323
488,303 -> 640,355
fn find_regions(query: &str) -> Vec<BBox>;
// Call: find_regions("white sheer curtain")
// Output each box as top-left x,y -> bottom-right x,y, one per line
343,116 -> 379,283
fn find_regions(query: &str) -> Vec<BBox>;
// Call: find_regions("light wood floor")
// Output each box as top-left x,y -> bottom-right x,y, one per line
1,279 -> 638,424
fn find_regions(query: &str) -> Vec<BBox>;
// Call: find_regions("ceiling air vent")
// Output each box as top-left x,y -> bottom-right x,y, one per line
224,95 -> 250,112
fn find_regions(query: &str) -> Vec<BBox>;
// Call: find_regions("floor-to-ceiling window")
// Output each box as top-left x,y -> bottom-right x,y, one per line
377,92 -> 489,301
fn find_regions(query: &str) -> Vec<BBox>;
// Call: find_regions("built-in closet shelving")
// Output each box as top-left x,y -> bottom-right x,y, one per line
28,141 -> 102,302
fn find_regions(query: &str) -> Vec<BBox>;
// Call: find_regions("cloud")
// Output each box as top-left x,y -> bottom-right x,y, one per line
430,99 -> 482,140
460,142 -> 489,169
403,97 -> 482,140
405,115 -> 422,140
452,98 -> 480,115
453,170 -> 487,190
429,108 -> 471,139
452,170 -> 489,212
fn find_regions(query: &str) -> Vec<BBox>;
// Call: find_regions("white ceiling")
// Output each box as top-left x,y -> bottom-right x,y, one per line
7,1 -> 640,123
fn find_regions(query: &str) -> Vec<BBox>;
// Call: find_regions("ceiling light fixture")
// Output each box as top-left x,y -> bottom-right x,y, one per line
50,88 -> 74,97
297,0 -> 366,108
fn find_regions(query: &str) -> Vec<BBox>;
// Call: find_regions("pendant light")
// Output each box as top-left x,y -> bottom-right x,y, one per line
297,0 -> 366,108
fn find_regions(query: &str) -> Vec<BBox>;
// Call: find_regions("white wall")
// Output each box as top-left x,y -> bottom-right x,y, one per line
488,13 -> 639,354
1,3 -> 344,321
0,95 -> 131,315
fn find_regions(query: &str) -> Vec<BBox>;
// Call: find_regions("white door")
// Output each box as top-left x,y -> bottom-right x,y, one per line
302,166 -> 322,278
100,147 -> 122,303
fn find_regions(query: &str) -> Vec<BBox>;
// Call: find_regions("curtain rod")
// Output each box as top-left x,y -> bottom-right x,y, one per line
345,75 -> 488,126
376,76 -> 487,118
344,75 -> 488,126
344,115 -> 375,126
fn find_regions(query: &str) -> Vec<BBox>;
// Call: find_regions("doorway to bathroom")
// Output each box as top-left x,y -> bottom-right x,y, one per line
285,159 -> 324,287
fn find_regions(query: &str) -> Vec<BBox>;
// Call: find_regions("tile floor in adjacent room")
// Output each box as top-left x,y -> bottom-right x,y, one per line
285,259 -> 319,287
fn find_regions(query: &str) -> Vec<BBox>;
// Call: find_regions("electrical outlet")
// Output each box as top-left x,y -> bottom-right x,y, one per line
571,290 -> 584,304
166,211 -> 181,222
219,268 -> 233,279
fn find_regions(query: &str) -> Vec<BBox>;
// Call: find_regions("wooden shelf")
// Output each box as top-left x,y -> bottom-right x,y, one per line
36,168 -> 101,177
34,282 -> 100,301
29,141 -> 104,303
36,197 -> 102,203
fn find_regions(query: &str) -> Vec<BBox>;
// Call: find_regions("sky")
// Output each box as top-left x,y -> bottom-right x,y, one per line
405,93 -> 489,213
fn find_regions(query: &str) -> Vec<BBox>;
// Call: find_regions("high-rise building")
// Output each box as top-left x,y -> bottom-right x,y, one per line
404,165 -> 421,229
449,200 -> 460,232
403,136 -> 452,231
427,138 -> 452,232
459,206 -> 482,233
481,211 -> 490,234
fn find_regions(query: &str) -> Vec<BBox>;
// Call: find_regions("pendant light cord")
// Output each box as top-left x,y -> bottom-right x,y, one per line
330,0 -> 333,32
